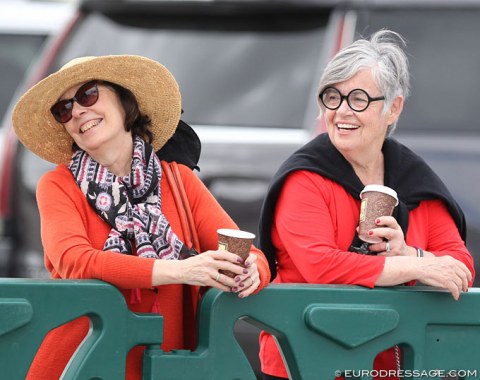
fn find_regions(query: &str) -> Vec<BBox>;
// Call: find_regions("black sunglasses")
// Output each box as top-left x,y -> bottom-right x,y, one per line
319,87 -> 385,112
50,81 -> 99,123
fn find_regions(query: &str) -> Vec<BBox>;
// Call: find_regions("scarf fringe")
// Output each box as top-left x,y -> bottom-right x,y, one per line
130,288 -> 142,304
151,298 -> 161,314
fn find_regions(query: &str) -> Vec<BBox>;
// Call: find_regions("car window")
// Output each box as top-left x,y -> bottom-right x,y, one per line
52,11 -> 327,129
358,9 -> 480,133
0,34 -> 46,123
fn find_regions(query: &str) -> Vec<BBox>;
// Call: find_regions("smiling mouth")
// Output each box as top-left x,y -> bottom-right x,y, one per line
337,123 -> 360,131
80,119 -> 101,133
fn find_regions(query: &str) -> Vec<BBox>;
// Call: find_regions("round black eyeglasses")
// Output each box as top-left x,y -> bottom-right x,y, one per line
319,87 -> 385,112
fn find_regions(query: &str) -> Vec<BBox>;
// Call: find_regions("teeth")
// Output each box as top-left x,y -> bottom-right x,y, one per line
81,119 -> 100,133
337,123 -> 359,130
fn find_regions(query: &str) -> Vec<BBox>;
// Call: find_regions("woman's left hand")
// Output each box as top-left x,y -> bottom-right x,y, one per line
231,253 -> 260,298
367,216 -> 412,256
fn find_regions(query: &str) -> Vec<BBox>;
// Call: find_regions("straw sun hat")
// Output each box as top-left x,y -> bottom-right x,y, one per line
12,55 -> 181,164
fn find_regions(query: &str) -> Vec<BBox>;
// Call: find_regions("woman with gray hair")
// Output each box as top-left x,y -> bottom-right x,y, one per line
258,30 -> 474,380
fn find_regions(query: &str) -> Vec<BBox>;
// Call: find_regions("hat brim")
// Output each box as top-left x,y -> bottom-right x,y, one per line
12,55 -> 181,164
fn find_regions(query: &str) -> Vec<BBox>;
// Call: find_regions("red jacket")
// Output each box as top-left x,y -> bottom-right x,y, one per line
260,170 -> 474,378
29,163 -> 270,380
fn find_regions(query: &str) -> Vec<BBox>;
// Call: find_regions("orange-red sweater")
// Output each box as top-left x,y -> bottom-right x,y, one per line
29,163 -> 270,380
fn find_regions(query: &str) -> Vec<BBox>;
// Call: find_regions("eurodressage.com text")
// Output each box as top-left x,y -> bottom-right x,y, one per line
340,369 -> 477,378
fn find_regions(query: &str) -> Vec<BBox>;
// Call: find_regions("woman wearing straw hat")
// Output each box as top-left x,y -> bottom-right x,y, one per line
12,55 -> 270,379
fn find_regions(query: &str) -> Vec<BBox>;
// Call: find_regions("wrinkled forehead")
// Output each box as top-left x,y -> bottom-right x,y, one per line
330,69 -> 381,94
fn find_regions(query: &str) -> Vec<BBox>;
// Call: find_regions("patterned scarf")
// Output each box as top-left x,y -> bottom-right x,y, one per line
68,136 -> 198,260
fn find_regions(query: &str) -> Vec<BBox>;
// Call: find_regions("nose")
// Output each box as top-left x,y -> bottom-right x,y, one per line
70,101 -> 88,119
336,97 -> 354,115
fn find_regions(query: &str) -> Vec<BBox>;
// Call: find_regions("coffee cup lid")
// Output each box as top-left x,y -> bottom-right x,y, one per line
360,185 -> 399,206
217,229 -> 256,239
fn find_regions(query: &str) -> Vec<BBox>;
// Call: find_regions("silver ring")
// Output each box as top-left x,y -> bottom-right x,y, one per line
385,241 -> 391,252
215,272 -> 220,282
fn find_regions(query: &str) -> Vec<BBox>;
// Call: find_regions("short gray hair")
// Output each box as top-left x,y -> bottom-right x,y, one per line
318,29 -> 410,135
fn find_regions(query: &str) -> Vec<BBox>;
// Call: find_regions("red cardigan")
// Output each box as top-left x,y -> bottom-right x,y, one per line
29,163 -> 270,380
260,170 -> 474,378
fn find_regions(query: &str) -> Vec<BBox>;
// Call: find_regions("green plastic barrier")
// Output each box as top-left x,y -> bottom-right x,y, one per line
1,279 -> 480,379
0,278 -> 163,379
145,284 -> 480,380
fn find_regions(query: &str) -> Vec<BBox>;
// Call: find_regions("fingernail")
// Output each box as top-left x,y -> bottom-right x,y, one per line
238,293 -> 245,298
237,257 -> 244,263
235,276 -> 241,282
243,269 -> 249,274
245,261 -> 251,267
232,287 -> 238,292
368,230 -> 374,236
376,218 -> 380,224
239,283 -> 244,287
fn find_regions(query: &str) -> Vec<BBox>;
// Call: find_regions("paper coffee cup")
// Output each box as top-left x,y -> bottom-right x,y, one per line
358,185 -> 398,243
217,228 -> 255,277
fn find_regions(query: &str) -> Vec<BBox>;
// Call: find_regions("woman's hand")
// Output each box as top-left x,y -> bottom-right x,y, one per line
368,216 -> 472,300
415,255 -> 471,300
231,253 -> 260,298
378,255 -> 472,300
152,249 -> 245,291
367,216 -> 412,256
152,250 -> 261,298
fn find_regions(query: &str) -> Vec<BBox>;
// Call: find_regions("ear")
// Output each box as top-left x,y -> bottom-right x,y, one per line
387,95 -> 404,125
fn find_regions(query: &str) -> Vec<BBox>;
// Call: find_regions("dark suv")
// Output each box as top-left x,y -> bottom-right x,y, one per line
1,0 -> 480,376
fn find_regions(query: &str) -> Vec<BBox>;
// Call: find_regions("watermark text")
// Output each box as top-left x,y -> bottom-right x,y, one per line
335,369 -> 477,378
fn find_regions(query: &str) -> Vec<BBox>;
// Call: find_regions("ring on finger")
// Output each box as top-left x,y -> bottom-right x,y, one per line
215,272 -> 220,282
385,241 -> 391,252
